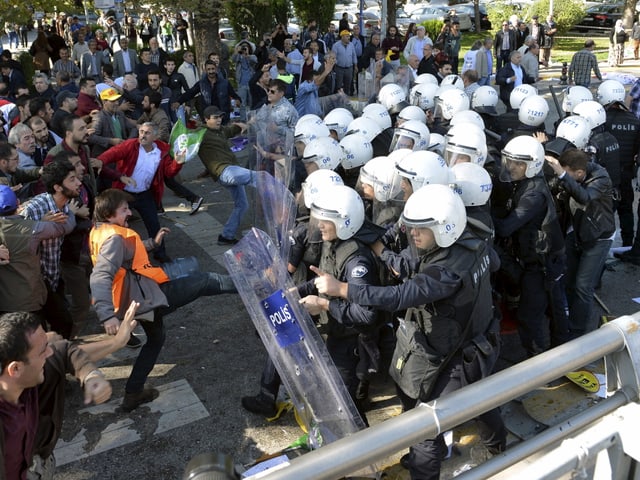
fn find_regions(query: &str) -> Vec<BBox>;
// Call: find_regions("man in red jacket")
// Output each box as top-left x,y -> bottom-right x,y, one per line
97,122 -> 183,263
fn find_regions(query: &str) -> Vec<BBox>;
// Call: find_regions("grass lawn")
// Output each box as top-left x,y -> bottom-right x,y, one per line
457,31 -> 611,65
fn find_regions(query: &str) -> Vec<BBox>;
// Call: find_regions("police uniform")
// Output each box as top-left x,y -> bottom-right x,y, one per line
604,106 -> 640,246
346,229 -> 506,479
297,225 -> 382,416
588,129 -> 621,192
494,175 -> 568,353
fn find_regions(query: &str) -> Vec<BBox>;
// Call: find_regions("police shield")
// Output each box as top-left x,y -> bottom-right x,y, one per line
252,108 -> 296,191
254,170 -> 296,262
224,229 -> 378,477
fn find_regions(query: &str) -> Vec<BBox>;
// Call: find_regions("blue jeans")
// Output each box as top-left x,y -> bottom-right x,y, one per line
126,271 -> 236,393
565,233 -> 612,339
478,76 -> 491,86
218,165 -> 256,239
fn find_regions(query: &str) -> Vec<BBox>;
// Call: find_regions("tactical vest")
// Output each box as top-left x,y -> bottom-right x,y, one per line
605,108 -> 640,167
89,223 -> 169,314
318,237 -> 374,337
406,231 -> 493,357
590,130 -> 621,188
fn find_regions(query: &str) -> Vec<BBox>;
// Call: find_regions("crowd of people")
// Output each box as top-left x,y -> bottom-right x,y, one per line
1,9 -> 640,480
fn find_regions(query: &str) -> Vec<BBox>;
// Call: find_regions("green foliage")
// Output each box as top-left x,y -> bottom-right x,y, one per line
421,19 -> 444,41
528,0 -> 585,34
486,0 -> 585,34
17,52 -> 35,86
486,2 -> 530,33
224,0 -> 275,38
291,0 -> 336,33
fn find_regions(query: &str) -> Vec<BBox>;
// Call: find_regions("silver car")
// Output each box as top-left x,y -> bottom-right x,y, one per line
409,5 -> 472,30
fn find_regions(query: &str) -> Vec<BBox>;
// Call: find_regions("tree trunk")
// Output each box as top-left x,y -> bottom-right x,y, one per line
386,0 -> 397,36
623,0 -> 635,28
192,0 -> 223,70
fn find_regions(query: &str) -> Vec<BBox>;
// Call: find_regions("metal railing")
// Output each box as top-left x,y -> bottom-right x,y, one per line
248,313 -> 640,480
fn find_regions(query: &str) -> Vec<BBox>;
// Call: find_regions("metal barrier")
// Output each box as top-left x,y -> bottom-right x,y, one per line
248,313 -> 640,480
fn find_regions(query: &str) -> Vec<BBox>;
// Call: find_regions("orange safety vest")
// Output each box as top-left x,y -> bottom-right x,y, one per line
90,223 -> 169,313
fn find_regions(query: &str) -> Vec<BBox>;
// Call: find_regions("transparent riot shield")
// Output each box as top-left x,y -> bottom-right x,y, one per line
254,171 -> 296,262
252,107 -> 295,189
224,229 -> 378,477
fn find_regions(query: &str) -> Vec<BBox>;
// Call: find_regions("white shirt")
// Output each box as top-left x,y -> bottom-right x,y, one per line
511,62 -> 523,86
126,144 -> 162,193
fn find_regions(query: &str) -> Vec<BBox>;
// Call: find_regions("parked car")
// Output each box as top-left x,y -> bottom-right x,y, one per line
575,4 -> 623,31
364,5 -> 413,33
455,3 -> 491,31
332,9 -> 380,36
409,5 -> 473,30
218,27 -> 236,45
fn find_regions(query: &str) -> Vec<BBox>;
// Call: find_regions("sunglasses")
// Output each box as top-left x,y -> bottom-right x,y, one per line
267,89 -> 279,94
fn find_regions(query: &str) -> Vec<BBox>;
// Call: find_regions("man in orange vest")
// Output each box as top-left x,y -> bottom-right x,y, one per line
89,188 -> 236,412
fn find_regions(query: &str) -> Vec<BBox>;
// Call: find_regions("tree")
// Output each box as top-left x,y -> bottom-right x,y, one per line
291,0 -> 336,35
622,0 -> 636,28
192,0 -> 224,67
486,0 -> 584,34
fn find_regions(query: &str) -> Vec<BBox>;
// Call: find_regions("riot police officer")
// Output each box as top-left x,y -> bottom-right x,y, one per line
313,184 -> 506,479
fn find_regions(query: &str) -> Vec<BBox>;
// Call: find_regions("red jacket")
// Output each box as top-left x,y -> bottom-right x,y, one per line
97,138 -> 182,204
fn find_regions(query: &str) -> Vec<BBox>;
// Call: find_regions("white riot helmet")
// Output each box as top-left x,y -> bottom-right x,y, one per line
378,83 -> 409,114
444,123 -> 488,166
509,84 -> 537,110
297,114 -> 323,125
339,133 -> 373,169
294,116 -> 330,144
358,156 -> 403,202
395,150 -> 450,191
450,163 -> 493,207
555,115 -> 592,150
596,79 -> 625,107
501,136 -> 545,180
449,110 -> 485,130
562,86 -> 593,113
427,133 -> 446,156
346,116 -> 383,142
471,86 -> 499,115
324,108 -> 354,140
387,148 -> 413,166
390,120 -> 430,151
518,95 -> 549,127
302,169 -> 344,208
362,103 -> 392,130
572,100 -> 606,130
397,105 -> 427,125
302,137 -> 345,170
414,73 -> 439,85
310,185 -> 365,240
401,184 -> 467,248
435,87 -> 470,120
441,74 -> 464,90
410,82 -> 439,111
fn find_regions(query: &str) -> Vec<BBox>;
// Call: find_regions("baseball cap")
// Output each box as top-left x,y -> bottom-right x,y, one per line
99,87 -> 122,102
532,15 -> 539,19
56,90 -> 77,105
203,105 -> 224,118
0,185 -> 18,215
339,29 -> 350,36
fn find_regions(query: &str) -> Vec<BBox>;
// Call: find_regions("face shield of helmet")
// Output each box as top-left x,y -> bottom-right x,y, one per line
500,154 -> 530,182
390,132 -> 417,151
308,213 -> 340,242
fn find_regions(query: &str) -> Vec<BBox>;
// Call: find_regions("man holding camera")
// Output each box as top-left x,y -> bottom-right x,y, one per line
232,43 -> 258,109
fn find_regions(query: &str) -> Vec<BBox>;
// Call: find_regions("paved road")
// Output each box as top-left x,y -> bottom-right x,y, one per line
47,54 -> 640,480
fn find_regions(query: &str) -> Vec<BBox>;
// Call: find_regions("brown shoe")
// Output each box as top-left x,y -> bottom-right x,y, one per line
122,387 -> 159,412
